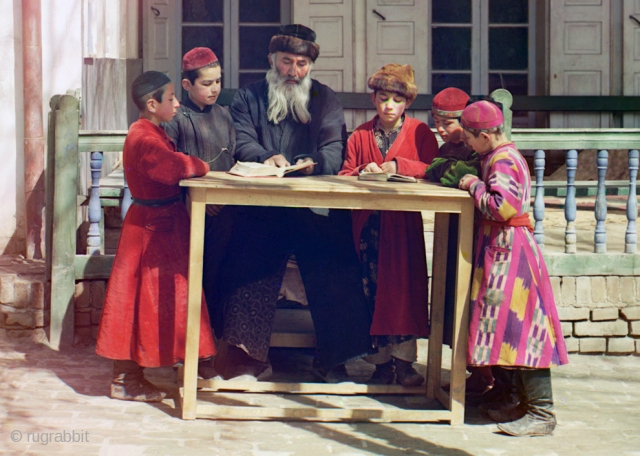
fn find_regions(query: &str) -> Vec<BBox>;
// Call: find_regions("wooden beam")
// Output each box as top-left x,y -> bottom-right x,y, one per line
75,254 -> 114,280
216,89 -> 640,112
543,253 -> 640,276
195,379 -> 424,395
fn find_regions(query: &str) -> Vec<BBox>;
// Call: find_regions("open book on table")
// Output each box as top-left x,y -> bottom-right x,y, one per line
357,172 -> 417,183
228,160 -> 315,178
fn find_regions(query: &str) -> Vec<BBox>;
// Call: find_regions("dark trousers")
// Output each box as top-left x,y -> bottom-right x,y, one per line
218,207 -> 374,369
202,206 -> 235,337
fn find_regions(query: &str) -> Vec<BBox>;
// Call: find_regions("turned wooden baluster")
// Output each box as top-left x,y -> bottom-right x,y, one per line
87,151 -> 103,255
564,150 -> 578,254
533,149 -> 546,249
626,149 -> 639,254
594,150 -> 608,253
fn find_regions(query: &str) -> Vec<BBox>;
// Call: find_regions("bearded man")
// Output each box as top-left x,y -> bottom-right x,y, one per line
217,25 -> 373,381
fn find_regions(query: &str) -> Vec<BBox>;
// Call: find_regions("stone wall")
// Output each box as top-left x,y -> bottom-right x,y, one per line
550,276 -> 640,355
0,256 -> 47,342
2,254 -> 640,355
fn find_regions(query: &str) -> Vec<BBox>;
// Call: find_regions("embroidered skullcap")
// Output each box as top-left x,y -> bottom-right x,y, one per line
269,24 -> 320,61
368,64 -> 418,101
432,88 -> 469,118
182,47 -> 219,72
131,71 -> 171,99
461,100 -> 504,131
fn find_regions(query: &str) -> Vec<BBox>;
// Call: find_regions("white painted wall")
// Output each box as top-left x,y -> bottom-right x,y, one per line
0,0 -> 82,255
0,1 -> 23,254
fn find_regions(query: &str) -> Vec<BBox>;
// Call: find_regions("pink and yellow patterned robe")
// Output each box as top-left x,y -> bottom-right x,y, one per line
463,142 -> 569,368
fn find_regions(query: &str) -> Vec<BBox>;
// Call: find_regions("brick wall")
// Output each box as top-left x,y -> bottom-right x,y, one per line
0,256 -> 47,342
550,276 -> 640,355
2,254 -> 640,355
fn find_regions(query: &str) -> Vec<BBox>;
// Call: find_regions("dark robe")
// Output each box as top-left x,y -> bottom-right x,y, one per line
96,118 -> 216,367
163,96 -> 237,336
340,116 -> 439,337
220,78 -> 373,370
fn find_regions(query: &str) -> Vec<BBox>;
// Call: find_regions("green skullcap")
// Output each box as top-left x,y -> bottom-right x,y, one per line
131,71 -> 171,99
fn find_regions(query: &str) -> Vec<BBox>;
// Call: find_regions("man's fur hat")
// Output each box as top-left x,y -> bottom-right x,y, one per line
368,64 -> 418,101
269,24 -> 320,62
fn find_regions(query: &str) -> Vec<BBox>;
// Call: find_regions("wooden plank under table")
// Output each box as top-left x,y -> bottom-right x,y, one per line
179,172 -> 475,424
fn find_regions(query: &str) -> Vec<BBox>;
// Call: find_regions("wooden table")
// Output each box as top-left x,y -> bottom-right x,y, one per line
179,172 -> 475,424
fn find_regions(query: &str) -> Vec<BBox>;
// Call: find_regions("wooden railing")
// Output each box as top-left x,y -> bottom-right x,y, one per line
45,90 -> 640,348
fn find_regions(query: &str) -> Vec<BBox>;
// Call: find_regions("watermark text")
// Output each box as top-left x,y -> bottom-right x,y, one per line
11,430 -> 89,445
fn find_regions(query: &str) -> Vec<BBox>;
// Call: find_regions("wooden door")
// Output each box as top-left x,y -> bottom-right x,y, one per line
365,0 -> 430,122
623,0 -> 640,127
549,0 -> 611,127
143,0 -> 181,87
293,0 -> 355,126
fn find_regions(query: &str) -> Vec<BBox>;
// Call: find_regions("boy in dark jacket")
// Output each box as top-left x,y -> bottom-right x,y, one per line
163,48 -> 236,341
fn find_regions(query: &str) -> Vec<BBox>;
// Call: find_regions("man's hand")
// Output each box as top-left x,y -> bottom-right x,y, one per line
380,160 -> 397,174
295,157 -> 315,175
458,174 -> 477,191
206,205 -> 224,216
264,154 -> 290,168
363,162 -> 383,173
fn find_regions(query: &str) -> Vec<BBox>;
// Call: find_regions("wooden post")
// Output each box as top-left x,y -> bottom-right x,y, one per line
626,150 -> 639,254
182,187 -> 207,420
426,213 -> 449,399
490,88 -> 513,140
594,150 -> 608,253
533,149 -> 546,250
49,95 -> 79,349
564,150 -> 578,254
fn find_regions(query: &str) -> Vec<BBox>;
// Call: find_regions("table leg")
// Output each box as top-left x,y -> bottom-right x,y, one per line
182,188 -> 207,420
426,213 -> 449,399
449,201 -> 474,425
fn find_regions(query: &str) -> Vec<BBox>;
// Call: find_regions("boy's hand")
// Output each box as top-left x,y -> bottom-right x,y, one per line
264,154 -> 290,168
380,160 -> 397,174
295,157 -> 315,175
363,162 -> 383,173
206,205 -> 224,216
458,174 -> 477,191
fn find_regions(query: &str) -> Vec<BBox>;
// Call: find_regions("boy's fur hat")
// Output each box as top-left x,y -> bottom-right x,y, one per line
183,47 -> 218,72
269,24 -> 320,62
368,64 -> 418,101
461,100 -> 504,132
432,87 -> 469,118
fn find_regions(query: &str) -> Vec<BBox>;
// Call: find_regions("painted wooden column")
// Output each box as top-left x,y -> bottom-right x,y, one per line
49,95 -> 80,349
533,149 -> 546,249
626,150 -> 639,254
23,0 -> 45,259
594,150 -> 608,253
564,150 -> 578,254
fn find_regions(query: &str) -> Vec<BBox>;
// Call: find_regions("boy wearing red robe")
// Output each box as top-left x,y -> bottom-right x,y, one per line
96,71 -> 216,402
340,64 -> 439,386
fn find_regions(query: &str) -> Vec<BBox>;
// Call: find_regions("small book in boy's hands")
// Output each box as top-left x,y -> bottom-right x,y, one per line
357,172 -> 417,183
228,160 -> 315,178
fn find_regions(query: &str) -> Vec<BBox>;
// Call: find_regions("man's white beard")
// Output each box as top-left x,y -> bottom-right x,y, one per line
266,63 -> 313,125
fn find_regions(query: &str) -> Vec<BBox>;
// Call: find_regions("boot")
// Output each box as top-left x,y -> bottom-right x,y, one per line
486,368 -> 526,422
110,360 -> 166,402
368,360 -> 395,385
477,367 -> 519,412
224,346 -> 272,381
197,357 -> 220,380
393,357 -> 424,387
497,369 -> 557,437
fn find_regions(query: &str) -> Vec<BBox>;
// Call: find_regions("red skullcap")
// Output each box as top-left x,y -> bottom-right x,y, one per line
182,47 -> 218,72
461,100 -> 504,131
432,88 -> 469,118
